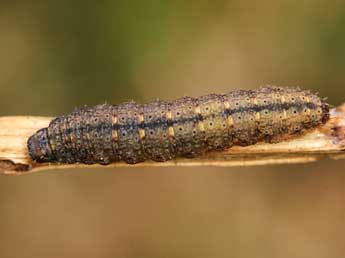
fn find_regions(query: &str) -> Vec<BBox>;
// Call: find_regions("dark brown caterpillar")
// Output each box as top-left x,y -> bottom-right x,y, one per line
28,86 -> 330,164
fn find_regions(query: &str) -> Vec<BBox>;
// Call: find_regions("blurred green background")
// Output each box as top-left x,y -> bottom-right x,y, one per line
1,1 -> 345,258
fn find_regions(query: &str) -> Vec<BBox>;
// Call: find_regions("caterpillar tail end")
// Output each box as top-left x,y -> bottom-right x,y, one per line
27,128 -> 55,163
321,100 -> 330,124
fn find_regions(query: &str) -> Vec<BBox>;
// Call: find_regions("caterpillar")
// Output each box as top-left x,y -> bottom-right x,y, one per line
28,86 -> 330,164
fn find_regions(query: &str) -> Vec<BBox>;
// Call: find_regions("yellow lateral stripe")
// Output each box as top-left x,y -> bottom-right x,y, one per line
166,111 -> 172,120
139,129 -> 145,139
198,122 -> 205,131
168,127 -> 175,137
111,115 -> 118,141
227,116 -> 234,126
138,114 -> 144,123
255,112 -> 261,120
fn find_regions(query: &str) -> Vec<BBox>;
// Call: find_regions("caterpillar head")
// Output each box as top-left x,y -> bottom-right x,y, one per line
27,128 -> 55,163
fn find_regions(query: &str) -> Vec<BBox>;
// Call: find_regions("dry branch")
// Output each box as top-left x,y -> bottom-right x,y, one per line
1,104 -> 345,175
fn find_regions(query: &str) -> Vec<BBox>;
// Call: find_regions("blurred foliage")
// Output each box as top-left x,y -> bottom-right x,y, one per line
1,2 -> 345,258
0,1 -> 344,116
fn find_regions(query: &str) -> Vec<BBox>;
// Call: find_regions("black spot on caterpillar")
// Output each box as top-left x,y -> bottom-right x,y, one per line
28,86 -> 330,164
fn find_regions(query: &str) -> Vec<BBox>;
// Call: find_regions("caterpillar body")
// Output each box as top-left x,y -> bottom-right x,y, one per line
28,86 -> 330,164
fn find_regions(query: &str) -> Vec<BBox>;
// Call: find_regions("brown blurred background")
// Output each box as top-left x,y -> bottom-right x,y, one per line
1,1 -> 345,258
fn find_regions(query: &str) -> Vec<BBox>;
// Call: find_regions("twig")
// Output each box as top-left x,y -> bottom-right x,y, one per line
1,104 -> 345,175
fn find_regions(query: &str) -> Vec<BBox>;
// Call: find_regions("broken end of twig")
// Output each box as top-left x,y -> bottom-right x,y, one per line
329,104 -> 345,146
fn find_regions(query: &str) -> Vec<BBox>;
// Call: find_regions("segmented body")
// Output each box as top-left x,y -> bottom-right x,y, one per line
28,86 -> 329,164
